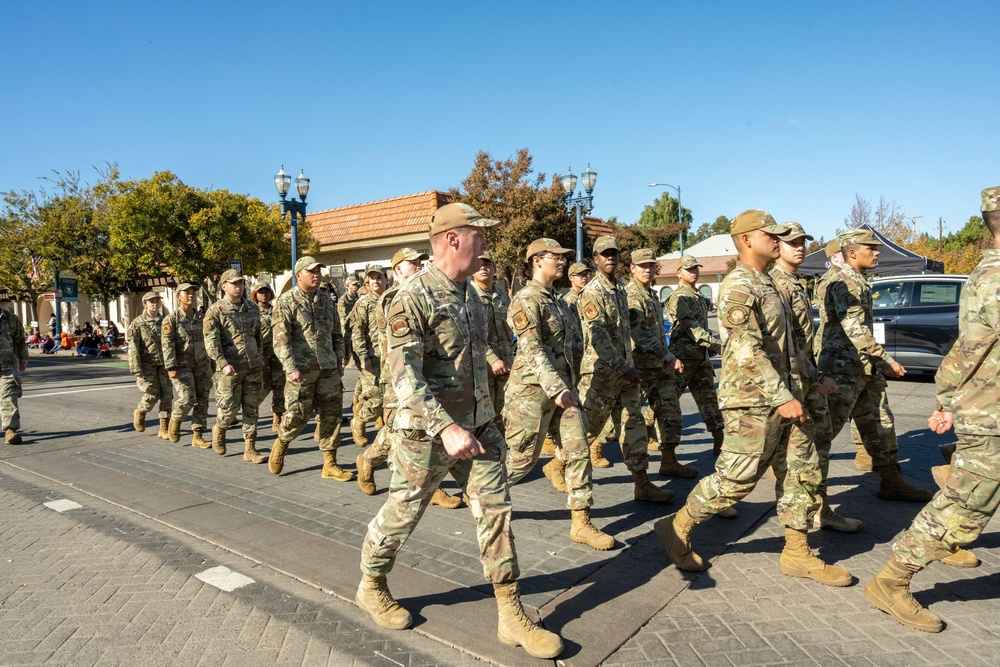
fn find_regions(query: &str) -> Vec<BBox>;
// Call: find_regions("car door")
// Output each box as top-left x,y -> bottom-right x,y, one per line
892,280 -> 963,371
870,280 -> 906,360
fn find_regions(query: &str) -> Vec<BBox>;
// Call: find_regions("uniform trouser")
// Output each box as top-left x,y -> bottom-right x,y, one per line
826,372 -> 899,467
258,356 -> 285,415
0,371 -> 23,431
685,406 -> 821,530
136,363 -> 172,419
279,368 -> 343,451
578,373 -> 649,474
807,387 -> 835,495
214,367 -> 262,436
489,373 -> 508,432
169,365 -> 212,430
356,360 -> 383,424
365,381 -> 396,466
503,381 -> 593,510
598,399 -> 623,445
894,434 -> 1000,568
637,366 -> 681,452
665,358 -> 724,448
360,422 -> 519,584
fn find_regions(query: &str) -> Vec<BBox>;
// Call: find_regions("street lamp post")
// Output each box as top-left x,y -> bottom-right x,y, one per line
648,182 -> 685,254
561,164 -> 597,262
274,166 -> 310,274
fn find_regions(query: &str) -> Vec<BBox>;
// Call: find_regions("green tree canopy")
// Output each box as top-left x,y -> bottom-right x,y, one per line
687,215 -> 731,247
0,188 -> 49,322
636,192 -> 692,254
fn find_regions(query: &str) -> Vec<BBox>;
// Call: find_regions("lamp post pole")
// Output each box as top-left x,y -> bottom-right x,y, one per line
561,165 -> 597,262
274,166 -> 310,275
648,182 -> 685,254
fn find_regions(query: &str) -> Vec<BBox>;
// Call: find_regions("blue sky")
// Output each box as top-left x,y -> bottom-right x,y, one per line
2,1 -> 995,244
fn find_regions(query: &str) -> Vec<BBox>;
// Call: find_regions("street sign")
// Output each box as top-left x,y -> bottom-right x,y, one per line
59,277 -> 79,302
228,258 -> 243,276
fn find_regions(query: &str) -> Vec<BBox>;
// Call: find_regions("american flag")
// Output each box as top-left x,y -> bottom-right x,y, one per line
29,255 -> 43,281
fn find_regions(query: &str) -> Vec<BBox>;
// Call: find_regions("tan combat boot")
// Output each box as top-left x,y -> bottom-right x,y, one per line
157,417 -> 170,440
356,452 -> 376,495
322,449 -> 353,481
589,439 -> 611,468
5,428 -> 22,445
542,457 -> 568,493
430,488 -> 462,509
211,426 -> 226,455
876,464 -> 934,502
540,434 -> 557,457
268,438 -> 288,474
646,423 -> 659,452
711,428 -> 725,457
633,469 -> 675,503
167,418 -> 182,443
854,443 -> 873,471
778,527 -> 853,586
570,509 -> 614,550
654,506 -> 704,571
243,435 -> 266,464
191,428 -> 211,448
493,582 -> 563,659
133,409 -> 146,432
932,464 -> 950,490
811,494 -> 863,532
863,556 -> 943,633
271,412 -> 282,432
351,415 -> 369,447
658,448 -> 698,478
356,574 -> 412,630
941,548 -> 980,568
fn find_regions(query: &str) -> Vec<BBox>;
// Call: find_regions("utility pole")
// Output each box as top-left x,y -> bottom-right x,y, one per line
938,217 -> 944,250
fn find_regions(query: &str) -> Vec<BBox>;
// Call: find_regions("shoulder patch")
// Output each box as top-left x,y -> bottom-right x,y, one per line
727,289 -> 753,306
162,322 -> 172,335
727,306 -> 748,325
512,311 -> 529,331
583,303 -> 600,321
389,314 -> 411,338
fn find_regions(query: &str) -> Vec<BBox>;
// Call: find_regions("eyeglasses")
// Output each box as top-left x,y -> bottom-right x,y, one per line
540,253 -> 568,263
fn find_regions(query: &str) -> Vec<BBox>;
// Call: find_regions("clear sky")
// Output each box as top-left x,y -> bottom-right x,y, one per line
2,1 -> 995,244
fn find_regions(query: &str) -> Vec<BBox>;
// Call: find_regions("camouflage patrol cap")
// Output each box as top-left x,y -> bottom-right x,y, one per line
678,255 -> 702,270
631,248 -> 657,265
219,268 -> 245,284
365,264 -> 387,276
982,186 -> 1000,212
839,228 -> 883,247
478,250 -> 494,263
429,203 -> 499,236
345,276 -> 361,286
141,291 -> 162,302
526,237 -> 574,259
567,262 -> 591,276
825,239 -> 841,257
593,235 -> 620,254
780,222 -> 814,242
175,281 -> 199,292
391,247 -> 429,269
730,209 -> 789,236
294,256 -> 325,273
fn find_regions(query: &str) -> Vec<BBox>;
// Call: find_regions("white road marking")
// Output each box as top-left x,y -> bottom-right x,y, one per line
22,384 -> 133,399
195,566 -> 255,592
44,499 -> 83,512
374,652 -> 405,666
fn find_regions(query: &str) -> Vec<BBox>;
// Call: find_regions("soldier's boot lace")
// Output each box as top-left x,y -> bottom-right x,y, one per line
351,415 -> 369,447
356,574 -> 412,630
243,435 -> 266,464
863,556 -> 943,633
430,488 -> 462,509
157,417 -> 170,440
5,428 -> 22,445
570,509 -> 614,550
646,423 -> 659,452
167,418 -> 182,443
271,412 -> 282,433
542,458 -> 569,493
133,409 -> 146,432
876,464 -> 934,502
941,547 -> 980,568
778,528 -> 853,586
321,449 -> 353,481
812,494 -> 863,532
940,443 -> 956,464
356,453 -> 376,495
589,439 -> 611,469
931,464 -> 950,490
711,428 -> 725,457
854,443 -> 873,471
211,426 -> 226,455
540,434 -> 557,456
655,506 -> 705,571
493,582 -> 563,659
191,429 -> 211,449
658,447 -> 698,478
633,470 -> 675,503
268,438 -> 288,474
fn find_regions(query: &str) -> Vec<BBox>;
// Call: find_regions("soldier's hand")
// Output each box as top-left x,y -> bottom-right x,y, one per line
490,359 -> 509,376
337,363 -> 344,377
668,358 -> 684,374
288,370 -> 304,384
19,361 -> 27,372
363,359 -> 373,373
817,376 -> 838,396
623,368 -> 641,384
134,372 -> 143,379
928,410 -> 953,434
777,399 -> 808,423
222,364 -> 236,377
440,423 -> 485,459
883,362 -> 906,378
554,389 -> 578,409
168,370 -> 178,379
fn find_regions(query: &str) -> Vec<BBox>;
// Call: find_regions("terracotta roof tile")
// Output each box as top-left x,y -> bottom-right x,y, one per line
307,190 -> 454,246
583,215 -> 615,240
657,255 -> 735,275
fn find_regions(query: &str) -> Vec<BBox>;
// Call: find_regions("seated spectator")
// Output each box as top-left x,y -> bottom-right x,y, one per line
82,321 -> 94,335
76,332 -> 99,357
60,331 -> 73,351
26,328 -> 41,348
106,322 -> 120,346
97,343 -> 112,358
40,334 -> 58,354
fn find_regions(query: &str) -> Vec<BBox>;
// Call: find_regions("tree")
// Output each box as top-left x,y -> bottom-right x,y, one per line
687,215 -> 731,247
0,189 -> 49,323
842,194 -> 915,245
911,216 -> 990,274
636,192 -> 692,254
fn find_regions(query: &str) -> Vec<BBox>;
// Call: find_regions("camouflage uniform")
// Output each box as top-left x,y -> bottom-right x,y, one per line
338,289 -> 358,365
351,289 -> 384,425
360,262 -> 517,584
361,283 -> 401,468
128,310 -> 172,419
504,279 -> 592,508
272,286 -> 345,449
161,308 -> 211,431
204,297 -> 264,437
665,282 -> 724,444
684,261 -> 820,529
0,307 -> 28,433
471,279 -> 514,422
256,303 -> 285,417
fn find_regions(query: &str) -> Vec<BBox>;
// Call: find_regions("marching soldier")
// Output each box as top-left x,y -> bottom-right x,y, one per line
339,276 -> 360,366
251,282 -> 284,432
350,265 -> 388,446
128,291 -> 172,439
1,298 -> 28,445
204,269 -> 266,463
162,282 -> 212,448
471,250 -> 514,425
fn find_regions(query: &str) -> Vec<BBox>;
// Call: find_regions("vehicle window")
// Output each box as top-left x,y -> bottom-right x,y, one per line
912,282 -> 960,307
871,282 -> 905,309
